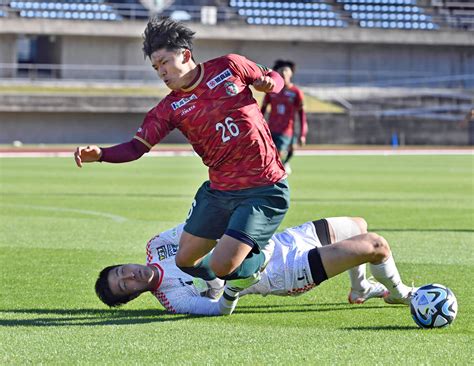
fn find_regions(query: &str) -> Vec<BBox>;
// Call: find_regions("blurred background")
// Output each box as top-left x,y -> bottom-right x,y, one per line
0,0 -> 473,146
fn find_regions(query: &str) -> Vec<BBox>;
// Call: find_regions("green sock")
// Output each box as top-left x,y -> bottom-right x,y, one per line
220,251 -> 265,280
178,253 -> 217,281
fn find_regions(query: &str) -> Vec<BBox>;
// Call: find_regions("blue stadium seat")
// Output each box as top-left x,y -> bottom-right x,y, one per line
234,0 -> 347,27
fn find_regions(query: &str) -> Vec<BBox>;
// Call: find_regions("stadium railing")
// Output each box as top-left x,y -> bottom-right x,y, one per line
1,62 -> 472,89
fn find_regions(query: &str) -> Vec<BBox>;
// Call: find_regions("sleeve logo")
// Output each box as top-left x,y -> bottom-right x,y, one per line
207,68 -> 232,89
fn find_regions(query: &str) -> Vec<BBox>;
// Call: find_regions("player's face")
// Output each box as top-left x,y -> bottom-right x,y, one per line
150,48 -> 193,90
278,66 -> 293,85
107,264 -> 155,297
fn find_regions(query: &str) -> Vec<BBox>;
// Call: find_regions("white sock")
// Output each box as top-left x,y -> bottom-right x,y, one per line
370,255 -> 409,298
348,264 -> 370,292
218,286 -> 240,315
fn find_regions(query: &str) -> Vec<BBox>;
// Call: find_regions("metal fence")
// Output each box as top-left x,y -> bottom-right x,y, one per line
1,62 -> 473,89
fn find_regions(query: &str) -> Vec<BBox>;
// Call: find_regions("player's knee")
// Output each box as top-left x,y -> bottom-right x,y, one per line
175,251 -> 193,268
209,258 -> 232,278
365,232 -> 390,262
351,217 -> 368,234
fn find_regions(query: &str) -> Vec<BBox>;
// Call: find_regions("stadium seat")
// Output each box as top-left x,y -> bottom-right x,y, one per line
10,0 -> 128,20
233,0 -> 347,27
338,0 -> 438,30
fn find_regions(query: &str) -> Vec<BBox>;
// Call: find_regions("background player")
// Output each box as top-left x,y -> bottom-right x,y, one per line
73,18 -> 289,289
95,216 -> 416,316
260,59 -> 307,174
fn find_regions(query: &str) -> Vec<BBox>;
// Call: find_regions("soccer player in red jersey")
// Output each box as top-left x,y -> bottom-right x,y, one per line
261,60 -> 307,174
74,18 -> 289,288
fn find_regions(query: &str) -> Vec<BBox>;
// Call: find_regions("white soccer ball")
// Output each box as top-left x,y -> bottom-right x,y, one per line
410,284 -> 458,328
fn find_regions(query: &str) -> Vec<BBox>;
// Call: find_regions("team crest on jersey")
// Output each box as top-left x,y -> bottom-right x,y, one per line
171,94 -> 197,111
207,68 -> 232,89
224,81 -> 239,96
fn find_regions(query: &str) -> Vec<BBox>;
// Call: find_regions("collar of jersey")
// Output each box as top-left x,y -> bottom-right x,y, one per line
180,63 -> 204,93
148,262 -> 164,291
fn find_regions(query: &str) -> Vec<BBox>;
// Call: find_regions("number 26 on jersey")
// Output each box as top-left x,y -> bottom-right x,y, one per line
216,117 -> 240,143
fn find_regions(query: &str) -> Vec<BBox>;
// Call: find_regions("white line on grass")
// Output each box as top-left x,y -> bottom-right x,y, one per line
1,203 -> 128,223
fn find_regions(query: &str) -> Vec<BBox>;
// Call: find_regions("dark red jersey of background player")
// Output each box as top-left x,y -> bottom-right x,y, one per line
263,85 -> 304,137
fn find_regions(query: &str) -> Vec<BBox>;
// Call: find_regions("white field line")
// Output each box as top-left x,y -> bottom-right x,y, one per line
1,203 -> 128,222
0,149 -> 472,158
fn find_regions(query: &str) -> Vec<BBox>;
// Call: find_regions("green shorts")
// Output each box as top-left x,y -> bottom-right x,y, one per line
271,133 -> 293,153
184,178 -> 290,251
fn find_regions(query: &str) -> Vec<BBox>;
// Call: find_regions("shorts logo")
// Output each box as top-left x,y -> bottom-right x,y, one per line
224,81 -> 239,96
171,94 -> 197,111
207,68 -> 232,89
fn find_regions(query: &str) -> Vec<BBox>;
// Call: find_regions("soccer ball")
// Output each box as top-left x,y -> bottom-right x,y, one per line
410,284 -> 458,328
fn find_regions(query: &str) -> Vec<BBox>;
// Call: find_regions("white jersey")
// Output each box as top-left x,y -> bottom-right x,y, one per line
146,223 -> 223,316
146,221 -> 323,315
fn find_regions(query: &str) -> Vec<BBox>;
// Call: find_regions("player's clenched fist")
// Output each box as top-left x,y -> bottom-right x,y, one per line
252,75 -> 276,93
74,145 -> 102,168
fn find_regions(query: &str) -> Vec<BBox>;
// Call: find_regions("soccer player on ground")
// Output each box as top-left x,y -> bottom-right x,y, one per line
95,216 -> 416,316
260,59 -> 307,174
74,18 -> 290,289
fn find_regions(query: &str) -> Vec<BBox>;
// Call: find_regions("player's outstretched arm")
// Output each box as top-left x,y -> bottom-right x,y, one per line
74,139 -> 149,167
74,145 -> 101,167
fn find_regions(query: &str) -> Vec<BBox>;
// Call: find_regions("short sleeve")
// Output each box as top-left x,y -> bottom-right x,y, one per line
134,104 -> 175,149
226,54 -> 269,86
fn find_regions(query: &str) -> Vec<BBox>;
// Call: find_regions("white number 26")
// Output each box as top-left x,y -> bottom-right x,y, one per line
215,117 -> 240,143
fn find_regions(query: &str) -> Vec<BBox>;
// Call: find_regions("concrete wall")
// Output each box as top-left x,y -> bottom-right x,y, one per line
1,19 -> 473,85
0,110 -> 468,145
306,113 -> 469,145
54,37 -> 474,86
0,35 -> 17,77
0,111 -> 185,144
60,36 -> 156,80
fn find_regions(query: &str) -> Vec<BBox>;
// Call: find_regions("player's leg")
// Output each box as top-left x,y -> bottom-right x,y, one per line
175,182 -> 230,280
211,179 -> 290,282
283,136 -> 296,165
310,232 -> 414,305
271,133 -> 291,169
325,217 -> 381,303
176,231 -> 218,280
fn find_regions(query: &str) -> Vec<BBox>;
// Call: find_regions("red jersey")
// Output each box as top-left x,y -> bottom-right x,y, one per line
135,54 -> 286,191
263,85 -> 305,137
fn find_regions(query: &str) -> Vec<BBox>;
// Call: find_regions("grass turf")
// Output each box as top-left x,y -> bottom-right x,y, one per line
0,154 -> 472,364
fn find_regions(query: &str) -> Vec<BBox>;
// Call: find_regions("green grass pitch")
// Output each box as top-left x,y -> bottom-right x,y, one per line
0,154 -> 472,364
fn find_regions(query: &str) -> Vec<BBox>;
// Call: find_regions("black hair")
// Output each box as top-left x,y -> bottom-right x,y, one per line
272,59 -> 296,73
142,17 -> 196,58
95,265 -> 137,307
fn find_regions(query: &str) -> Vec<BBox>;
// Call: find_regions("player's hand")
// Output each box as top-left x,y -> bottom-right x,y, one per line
74,145 -> 102,168
299,136 -> 306,146
252,76 -> 276,93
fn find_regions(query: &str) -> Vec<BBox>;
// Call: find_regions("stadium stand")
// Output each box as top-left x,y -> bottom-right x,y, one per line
2,0 -> 472,30
431,0 -> 474,30
229,0 -> 349,27
8,0 -> 123,21
336,0 -> 439,30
